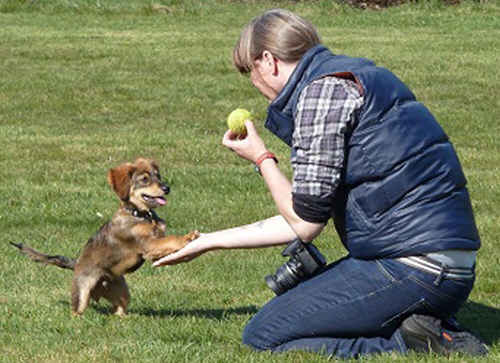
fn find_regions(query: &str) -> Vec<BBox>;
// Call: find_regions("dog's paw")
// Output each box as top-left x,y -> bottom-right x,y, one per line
185,230 -> 200,243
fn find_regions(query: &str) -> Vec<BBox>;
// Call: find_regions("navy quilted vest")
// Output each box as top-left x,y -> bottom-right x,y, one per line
265,45 -> 480,259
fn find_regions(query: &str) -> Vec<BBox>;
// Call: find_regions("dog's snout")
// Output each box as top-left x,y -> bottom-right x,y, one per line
161,184 -> 170,195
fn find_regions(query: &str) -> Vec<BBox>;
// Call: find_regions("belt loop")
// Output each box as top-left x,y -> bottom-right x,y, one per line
433,262 -> 448,286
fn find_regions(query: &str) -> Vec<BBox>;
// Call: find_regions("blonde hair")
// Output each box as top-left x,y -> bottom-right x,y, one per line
233,9 -> 320,74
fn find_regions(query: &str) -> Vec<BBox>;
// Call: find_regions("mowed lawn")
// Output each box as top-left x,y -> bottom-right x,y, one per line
0,1 -> 499,362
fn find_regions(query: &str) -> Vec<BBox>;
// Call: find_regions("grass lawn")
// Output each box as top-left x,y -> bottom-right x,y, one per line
0,0 -> 499,362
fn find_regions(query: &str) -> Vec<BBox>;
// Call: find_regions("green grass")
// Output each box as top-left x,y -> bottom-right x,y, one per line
1,0 -> 499,362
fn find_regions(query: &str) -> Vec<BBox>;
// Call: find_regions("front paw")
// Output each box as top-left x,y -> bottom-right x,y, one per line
184,230 -> 200,243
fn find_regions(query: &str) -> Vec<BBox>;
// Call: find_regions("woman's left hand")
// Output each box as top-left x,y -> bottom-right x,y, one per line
222,120 -> 268,163
153,234 -> 212,266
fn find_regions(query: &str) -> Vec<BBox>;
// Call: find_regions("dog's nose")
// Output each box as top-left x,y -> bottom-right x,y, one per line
161,184 -> 170,195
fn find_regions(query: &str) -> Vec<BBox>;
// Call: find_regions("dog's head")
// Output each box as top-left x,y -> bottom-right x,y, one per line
107,158 -> 170,211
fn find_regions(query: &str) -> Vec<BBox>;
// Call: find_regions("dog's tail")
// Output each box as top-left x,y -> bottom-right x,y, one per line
10,242 -> 76,270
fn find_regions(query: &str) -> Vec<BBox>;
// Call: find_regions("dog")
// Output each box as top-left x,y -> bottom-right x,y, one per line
11,158 -> 199,316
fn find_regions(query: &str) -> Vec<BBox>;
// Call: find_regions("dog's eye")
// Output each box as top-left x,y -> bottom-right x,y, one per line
140,176 -> 150,184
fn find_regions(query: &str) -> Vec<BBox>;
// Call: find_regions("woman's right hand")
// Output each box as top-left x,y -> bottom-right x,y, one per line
222,120 -> 268,164
153,234 -> 212,267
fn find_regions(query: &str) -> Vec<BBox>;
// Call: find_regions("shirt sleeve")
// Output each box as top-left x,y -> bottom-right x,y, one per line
291,76 -> 364,223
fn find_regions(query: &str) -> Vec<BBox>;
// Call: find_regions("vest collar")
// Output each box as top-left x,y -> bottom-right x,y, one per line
265,45 -> 333,146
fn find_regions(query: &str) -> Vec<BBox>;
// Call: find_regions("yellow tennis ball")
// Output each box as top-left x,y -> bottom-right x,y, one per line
227,108 -> 251,136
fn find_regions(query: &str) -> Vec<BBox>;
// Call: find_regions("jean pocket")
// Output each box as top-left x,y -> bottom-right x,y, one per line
381,297 -> 431,328
375,259 -> 398,283
408,274 -> 473,307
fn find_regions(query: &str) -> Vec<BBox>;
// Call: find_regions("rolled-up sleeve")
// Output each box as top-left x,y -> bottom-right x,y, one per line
291,77 -> 364,223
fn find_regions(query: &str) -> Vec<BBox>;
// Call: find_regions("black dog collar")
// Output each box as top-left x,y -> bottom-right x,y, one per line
125,206 -> 154,222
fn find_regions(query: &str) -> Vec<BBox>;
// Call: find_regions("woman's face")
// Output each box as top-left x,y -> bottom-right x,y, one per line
249,50 -> 291,102
250,58 -> 280,102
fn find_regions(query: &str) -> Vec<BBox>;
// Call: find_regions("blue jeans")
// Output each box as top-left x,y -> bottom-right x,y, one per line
242,256 -> 474,359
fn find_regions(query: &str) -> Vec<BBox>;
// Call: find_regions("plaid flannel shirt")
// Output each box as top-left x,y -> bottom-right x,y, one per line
291,76 -> 364,223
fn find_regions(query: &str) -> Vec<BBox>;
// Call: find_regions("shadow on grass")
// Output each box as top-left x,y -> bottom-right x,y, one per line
57,300 -> 259,320
129,305 -> 259,320
459,300 -> 500,346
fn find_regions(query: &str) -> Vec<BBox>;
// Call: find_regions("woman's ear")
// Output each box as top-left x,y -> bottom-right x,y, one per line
261,50 -> 278,75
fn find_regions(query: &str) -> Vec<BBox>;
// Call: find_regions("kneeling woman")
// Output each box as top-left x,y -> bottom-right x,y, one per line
154,9 -> 487,358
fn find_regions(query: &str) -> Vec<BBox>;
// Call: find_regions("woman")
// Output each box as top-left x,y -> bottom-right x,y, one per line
154,9 -> 487,358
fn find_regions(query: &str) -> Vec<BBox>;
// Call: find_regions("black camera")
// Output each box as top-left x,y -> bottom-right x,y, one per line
265,239 -> 327,296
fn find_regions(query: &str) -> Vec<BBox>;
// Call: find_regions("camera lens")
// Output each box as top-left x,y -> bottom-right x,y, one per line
265,260 -> 303,295
265,240 -> 327,296
265,275 -> 284,295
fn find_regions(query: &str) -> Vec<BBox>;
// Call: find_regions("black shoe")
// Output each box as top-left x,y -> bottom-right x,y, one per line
400,314 -> 489,356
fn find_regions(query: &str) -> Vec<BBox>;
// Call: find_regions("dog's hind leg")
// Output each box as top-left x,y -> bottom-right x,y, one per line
102,276 -> 130,317
71,272 -> 101,315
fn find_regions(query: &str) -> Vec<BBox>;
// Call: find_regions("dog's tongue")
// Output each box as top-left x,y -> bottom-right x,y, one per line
156,197 -> 166,206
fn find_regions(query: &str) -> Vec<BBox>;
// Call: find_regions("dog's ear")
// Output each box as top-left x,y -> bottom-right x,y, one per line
107,163 -> 135,201
150,160 -> 159,174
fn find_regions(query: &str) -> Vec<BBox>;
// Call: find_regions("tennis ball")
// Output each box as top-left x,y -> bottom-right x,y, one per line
227,108 -> 251,136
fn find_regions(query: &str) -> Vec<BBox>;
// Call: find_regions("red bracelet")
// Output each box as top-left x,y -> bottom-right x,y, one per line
255,151 -> 278,168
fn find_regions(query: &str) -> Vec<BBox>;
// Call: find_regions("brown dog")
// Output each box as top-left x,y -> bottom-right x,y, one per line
11,158 -> 199,316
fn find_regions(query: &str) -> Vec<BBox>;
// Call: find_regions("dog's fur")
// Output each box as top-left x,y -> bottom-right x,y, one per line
11,158 -> 199,316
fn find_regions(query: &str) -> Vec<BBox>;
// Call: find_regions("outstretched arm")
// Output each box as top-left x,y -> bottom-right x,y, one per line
153,215 -> 296,266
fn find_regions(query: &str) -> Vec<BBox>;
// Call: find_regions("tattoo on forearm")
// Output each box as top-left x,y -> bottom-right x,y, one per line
254,220 -> 266,229
241,219 -> 268,231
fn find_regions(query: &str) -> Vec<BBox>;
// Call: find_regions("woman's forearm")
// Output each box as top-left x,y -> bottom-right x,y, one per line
153,215 -> 297,267
207,215 -> 298,250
